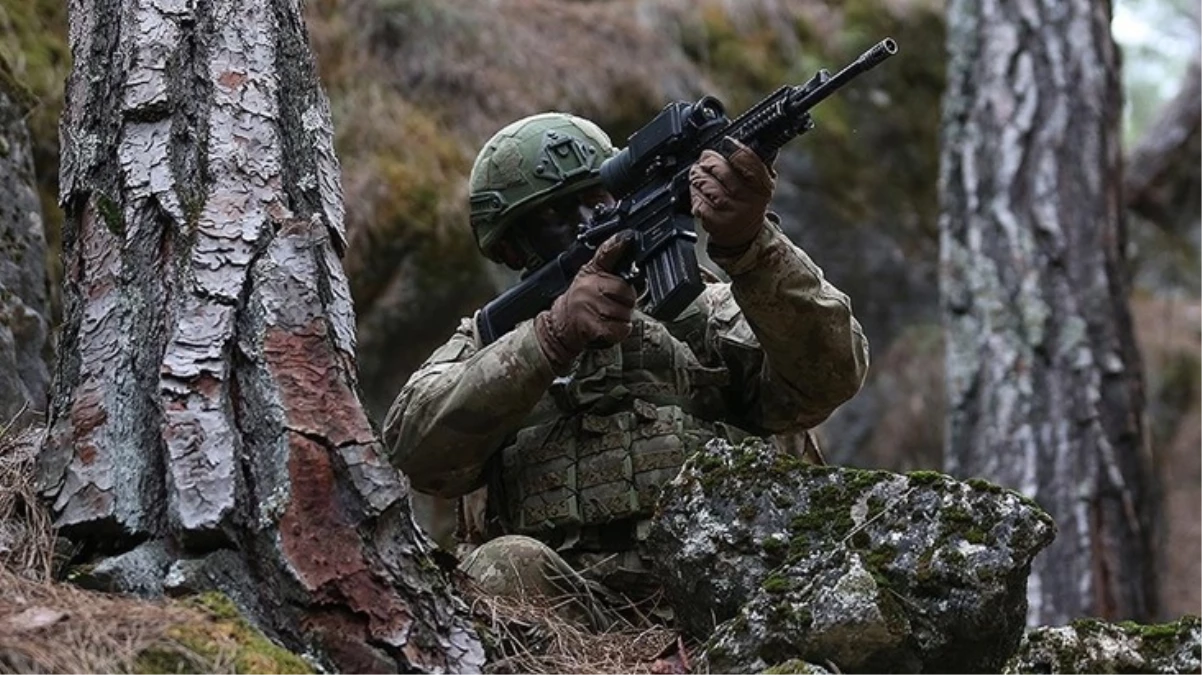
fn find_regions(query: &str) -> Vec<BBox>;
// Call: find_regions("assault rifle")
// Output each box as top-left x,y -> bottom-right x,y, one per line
477,38 -> 898,346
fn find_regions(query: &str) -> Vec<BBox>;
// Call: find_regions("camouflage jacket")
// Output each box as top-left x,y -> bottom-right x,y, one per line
383,217 -> 869,543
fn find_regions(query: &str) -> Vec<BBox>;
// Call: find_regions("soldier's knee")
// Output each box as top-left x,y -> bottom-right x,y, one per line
460,535 -> 568,599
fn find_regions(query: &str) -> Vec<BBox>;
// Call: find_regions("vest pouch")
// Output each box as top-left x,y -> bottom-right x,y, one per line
501,403 -> 720,536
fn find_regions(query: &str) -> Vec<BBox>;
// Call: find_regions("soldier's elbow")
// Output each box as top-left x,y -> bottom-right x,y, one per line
832,359 -> 869,406
396,452 -> 483,499
408,474 -> 473,500
825,322 -> 870,405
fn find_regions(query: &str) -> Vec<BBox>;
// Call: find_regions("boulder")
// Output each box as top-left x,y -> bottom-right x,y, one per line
647,437 -> 1055,672
1004,616 -> 1201,674
0,62 -> 51,427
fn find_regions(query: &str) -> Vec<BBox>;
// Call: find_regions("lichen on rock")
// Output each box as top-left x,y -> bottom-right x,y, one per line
647,437 -> 1056,673
0,56 -> 52,427
1003,615 -> 1202,674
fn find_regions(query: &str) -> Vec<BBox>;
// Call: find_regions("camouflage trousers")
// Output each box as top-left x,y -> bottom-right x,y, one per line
460,535 -> 663,630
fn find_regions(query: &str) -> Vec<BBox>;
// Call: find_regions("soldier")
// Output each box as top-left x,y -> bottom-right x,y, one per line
383,112 -> 869,626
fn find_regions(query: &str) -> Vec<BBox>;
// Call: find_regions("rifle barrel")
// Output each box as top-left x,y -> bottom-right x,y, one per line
794,38 -> 898,111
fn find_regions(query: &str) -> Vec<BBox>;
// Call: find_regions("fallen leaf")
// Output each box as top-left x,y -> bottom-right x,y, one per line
3,607 -> 68,632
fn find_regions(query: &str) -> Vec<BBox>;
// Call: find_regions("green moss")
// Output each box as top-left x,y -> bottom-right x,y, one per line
844,468 -> 890,492
863,542 -> 898,570
939,505 -> 988,544
1141,615 -> 1202,662
1116,617 -> 1195,641
786,471 -> 895,561
693,451 -> 724,473
694,438 -> 809,492
789,503 -> 850,540
770,451 -> 807,476
762,536 -> 788,557
133,592 -> 312,674
1025,616 -> 1202,670
965,477 -> 1045,512
811,483 -> 845,508
96,194 -> 124,236
942,546 -> 966,567
906,470 -> 946,486
762,574 -> 792,594
866,495 -> 886,519
965,478 -> 1007,494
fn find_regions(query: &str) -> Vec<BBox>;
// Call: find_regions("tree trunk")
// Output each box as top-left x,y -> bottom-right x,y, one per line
0,59 -> 52,428
37,0 -> 483,670
939,0 -> 1157,624
1124,56 -> 1201,243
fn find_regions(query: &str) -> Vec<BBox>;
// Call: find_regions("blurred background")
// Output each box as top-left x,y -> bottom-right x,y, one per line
2,0 -> 1198,619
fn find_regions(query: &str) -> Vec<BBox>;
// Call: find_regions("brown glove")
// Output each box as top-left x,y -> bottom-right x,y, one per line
689,139 -> 776,253
534,233 -> 637,374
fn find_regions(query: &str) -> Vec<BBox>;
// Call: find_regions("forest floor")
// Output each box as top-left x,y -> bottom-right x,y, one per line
0,424 -> 680,674
0,426 -> 198,673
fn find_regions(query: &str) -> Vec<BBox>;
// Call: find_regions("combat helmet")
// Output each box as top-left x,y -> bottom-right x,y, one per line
469,112 -> 616,262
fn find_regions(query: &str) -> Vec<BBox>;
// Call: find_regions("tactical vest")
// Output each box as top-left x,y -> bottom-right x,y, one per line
487,306 -> 748,544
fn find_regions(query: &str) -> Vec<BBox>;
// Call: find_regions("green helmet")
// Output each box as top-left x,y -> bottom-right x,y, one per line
469,112 -> 616,261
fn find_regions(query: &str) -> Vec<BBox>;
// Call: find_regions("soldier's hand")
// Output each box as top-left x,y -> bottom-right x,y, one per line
689,139 -> 776,252
534,232 -> 637,373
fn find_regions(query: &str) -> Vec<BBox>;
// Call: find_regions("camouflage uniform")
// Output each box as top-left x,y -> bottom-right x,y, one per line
382,214 -> 869,612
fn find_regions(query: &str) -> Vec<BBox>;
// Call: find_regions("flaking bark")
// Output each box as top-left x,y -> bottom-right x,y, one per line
38,0 -> 484,670
939,0 -> 1156,624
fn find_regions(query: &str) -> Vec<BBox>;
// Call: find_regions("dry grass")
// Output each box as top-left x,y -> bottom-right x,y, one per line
0,422 -> 218,674
359,0 -> 708,143
0,567 -> 222,674
0,420 -> 54,584
466,583 -> 683,675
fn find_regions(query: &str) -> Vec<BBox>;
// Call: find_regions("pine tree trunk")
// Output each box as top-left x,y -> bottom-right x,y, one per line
0,61 -> 52,428
37,0 -> 483,670
939,0 -> 1157,624
1124,57 -> 1201,241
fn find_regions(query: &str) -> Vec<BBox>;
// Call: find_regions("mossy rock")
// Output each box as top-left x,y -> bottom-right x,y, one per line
652,437 -> 1055,672
1004,615 -> 1202,674
132,592 -> 312,674
0,0 -> 69,296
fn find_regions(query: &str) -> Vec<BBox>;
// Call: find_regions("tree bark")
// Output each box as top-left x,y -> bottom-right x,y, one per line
0,58 -> 52,428
939,0 -> 1157,624
1124,56 -> 1201,243
37,0 -> 483,670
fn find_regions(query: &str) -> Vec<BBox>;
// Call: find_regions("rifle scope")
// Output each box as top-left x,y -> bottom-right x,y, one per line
598,96 -> 727,199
